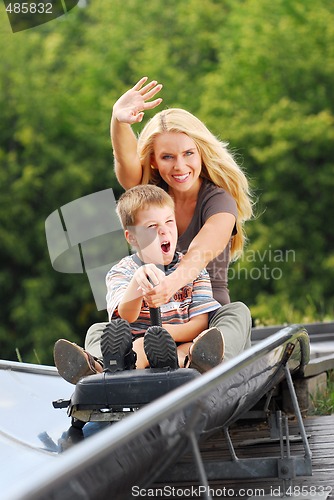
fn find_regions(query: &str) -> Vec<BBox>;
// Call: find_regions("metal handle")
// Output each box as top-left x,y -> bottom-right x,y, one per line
149,307 -> 162,327
146,271 -> 163,327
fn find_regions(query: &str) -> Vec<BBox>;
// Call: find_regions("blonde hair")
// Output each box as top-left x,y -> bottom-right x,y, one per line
116,184 -> 174,229
137,108 -> 253,259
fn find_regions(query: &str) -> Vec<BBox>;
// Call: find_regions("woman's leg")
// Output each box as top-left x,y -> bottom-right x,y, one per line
209,302 -> 252,361
54,339 -> 103,384
84,322 -> 108,363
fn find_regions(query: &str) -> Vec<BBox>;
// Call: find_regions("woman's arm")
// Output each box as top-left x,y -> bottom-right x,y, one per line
146,212 -> 236,306
162,313 -> 208,343
111,117 -> 142,189
111,77 -> 163,189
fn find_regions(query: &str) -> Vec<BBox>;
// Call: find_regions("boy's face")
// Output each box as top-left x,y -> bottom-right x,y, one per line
126,205 -> 178,266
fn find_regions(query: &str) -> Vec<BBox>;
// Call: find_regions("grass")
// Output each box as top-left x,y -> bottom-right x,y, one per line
15,348 -> 41,364
310,371 -> 334,415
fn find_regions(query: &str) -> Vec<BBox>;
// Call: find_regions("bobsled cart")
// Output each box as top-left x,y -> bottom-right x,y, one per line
53,307 -> 200,429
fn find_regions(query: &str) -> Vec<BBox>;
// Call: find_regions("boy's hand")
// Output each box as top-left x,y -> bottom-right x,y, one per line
134,264 -> 165,295
113,77 -> 163,124
144,273 -> 180,308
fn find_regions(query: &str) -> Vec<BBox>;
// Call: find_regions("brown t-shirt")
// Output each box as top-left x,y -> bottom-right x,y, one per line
176,179 -> 238,306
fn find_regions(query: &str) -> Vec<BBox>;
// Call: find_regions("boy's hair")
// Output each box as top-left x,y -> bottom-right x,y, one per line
116,185 -> 175,229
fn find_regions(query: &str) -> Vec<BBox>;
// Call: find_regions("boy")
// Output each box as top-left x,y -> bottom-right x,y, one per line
54,185 -> 224,384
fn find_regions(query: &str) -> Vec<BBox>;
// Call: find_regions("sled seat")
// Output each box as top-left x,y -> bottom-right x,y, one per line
65,367 -> 199,422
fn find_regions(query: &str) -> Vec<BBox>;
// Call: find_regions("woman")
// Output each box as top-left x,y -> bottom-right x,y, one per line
109,77 -> 254,361
54,78 -> 253,382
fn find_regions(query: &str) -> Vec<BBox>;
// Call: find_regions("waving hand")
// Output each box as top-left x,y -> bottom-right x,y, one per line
113,77 -> 163,124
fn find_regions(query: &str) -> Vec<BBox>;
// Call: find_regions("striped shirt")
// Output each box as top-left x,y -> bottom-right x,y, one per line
106,252 -> 221,336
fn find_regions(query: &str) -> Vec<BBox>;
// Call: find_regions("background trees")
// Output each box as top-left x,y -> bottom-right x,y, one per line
0,0 -> 333,363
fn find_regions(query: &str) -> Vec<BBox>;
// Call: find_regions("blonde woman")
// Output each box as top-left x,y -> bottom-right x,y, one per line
108,77 -> 253,362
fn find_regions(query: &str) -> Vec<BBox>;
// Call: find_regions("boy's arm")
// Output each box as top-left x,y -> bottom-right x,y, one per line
117,276 -> 143,323
115,263 -> 165,323
162,313 -> 208,343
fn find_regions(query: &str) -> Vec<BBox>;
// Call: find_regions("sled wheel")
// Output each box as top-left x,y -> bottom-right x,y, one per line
71,417 -> 85,430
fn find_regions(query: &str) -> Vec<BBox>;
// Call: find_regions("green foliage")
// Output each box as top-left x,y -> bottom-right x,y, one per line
0,0 -> 333,363
310,371 -> 334,416
198,0 -> 334,322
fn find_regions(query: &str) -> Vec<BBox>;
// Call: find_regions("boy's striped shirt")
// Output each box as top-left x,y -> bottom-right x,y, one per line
106,252 -> 220,336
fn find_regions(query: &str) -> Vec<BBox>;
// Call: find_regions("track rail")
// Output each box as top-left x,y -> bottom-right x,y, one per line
252,321 -> 334,343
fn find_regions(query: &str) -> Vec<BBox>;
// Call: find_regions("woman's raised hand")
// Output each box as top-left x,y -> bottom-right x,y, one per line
112,77 -> 163,124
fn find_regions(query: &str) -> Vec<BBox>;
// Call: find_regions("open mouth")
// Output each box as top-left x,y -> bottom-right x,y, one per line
161,241 -> 171,254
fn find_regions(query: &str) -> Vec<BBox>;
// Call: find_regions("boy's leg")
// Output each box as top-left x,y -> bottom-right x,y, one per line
132,337 -> 149,369
177,342 -> 192,368
209,302 -> 252,361
86,321 -> 137,372
144,326 -> 179,369
101,319 -> 135,372
84,322 -> 108,363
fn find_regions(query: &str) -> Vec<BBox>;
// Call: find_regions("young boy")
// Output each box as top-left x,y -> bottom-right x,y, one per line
54,185 -> 224,384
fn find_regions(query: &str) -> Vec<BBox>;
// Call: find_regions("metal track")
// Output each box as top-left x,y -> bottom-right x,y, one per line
252,321 -> 334,343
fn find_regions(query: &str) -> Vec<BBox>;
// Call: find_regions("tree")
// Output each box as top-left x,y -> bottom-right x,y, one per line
0,0 -> 333,364
198,0 -> 334,323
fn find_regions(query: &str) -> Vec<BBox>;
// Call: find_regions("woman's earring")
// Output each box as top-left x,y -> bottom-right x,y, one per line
150,165 -> 155,170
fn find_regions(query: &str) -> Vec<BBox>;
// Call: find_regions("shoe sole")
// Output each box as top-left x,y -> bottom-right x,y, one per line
101,319 -> 132,372
189,327 -> 224,374
144,326 -> 179,369
54,339 -> 94,385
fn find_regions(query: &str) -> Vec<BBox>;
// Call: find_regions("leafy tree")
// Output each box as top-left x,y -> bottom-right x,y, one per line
0,0 -> 333,364
198,0 -> 334,323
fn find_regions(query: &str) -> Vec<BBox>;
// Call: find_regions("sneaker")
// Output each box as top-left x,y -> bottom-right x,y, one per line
54,339 -> 99,385
144,326 -> 179,369
186,327 -> 224,374
101,319 -> 136,373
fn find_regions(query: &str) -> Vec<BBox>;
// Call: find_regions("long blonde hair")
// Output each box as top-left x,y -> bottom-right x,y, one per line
137,108 -> 253,259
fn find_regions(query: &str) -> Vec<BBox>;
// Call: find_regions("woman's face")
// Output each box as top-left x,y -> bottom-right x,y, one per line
152,132 -> 202,196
